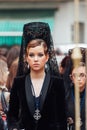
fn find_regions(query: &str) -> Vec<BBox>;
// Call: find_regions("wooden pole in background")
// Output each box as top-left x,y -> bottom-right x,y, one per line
74,0 -> 79,44
73,0 -> 81,130
71,48 -> 82,130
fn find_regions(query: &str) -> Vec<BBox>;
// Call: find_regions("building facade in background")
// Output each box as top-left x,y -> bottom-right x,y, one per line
0,0 -> 86,47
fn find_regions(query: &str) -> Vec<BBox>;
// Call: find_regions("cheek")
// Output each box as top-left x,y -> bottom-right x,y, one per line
27,59 -> 32,64
41,57 -> 48,63
27,56 -> 32,61
26,58 -> 32,66
82,79 -> 86,85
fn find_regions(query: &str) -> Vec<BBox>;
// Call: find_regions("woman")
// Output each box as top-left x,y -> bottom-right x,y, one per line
7,22 -> 67,130
65,61 -> 86,130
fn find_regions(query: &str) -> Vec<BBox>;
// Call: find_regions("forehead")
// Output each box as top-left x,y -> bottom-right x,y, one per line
28,45 -> 44,52
72,66 -> 86,74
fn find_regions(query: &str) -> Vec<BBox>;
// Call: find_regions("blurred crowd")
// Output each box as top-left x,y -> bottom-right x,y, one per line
0,45 -> 20,130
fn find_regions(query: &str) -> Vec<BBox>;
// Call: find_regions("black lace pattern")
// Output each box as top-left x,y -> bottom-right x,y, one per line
17,22 -> 60,76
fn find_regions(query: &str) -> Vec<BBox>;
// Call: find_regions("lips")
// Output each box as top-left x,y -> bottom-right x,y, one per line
33,64 -> 39,66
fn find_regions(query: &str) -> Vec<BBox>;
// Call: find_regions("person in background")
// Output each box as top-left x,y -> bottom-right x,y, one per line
0,47 -> 8,58
7,22 -> 67,130
0,46 -> 8,63
0,58 -> 10,130
66,62 -> 86,130
64,47 -> 86,130
0,55 -> 7,63
63,47 -> 86,96
6,45 -> 20,92
59,55 -> 70,77
6,45 -> 20,70
6,57 -> 19,92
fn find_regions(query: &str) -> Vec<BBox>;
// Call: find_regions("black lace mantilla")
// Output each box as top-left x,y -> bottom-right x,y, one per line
17,22 -> 60,76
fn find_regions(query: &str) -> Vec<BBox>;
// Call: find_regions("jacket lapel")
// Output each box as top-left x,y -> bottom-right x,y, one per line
25,74 -> 35,116
40,72 -> 50,111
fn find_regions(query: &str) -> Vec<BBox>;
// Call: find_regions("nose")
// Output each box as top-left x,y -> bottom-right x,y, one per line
34,56 -> 38,61
77,76 -> 81,80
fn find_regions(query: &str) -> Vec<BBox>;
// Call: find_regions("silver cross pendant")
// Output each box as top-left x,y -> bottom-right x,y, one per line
33,109 -> 41,120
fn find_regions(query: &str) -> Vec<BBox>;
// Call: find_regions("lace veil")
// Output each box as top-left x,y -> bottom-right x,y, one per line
17,22 -> 60,76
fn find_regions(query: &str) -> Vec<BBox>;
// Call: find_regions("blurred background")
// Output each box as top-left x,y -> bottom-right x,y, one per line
0,0 -> 87,63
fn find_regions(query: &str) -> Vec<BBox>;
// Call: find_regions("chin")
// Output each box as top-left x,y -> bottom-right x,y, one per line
33,68 -> 40,71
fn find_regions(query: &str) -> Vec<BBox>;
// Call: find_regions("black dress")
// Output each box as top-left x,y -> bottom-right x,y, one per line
7,72 -> 67,130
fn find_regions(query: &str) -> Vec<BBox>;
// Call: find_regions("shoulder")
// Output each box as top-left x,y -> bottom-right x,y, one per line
14,75 -> 25,80
13,75 -> 26,84
51,75 -> 64,84
50,75 -> 65,91
11,75 -> 26,89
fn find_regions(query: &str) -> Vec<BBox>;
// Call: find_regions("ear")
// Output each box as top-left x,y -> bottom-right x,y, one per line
69,74 -> 73,81
25,54 -> 28,63
46,53 -> 49,62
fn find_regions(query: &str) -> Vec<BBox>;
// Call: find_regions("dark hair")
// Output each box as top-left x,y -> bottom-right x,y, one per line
26,39 -> 48,56
7,45 -> 20,69
6,57 -> 19,91
70,62 -> 86,75
60,55 -> 70,68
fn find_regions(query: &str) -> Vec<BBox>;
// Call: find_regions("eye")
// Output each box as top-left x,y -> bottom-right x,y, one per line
80,73 -> 86,78
38,53 -> 44,57
29,53 -> 34,57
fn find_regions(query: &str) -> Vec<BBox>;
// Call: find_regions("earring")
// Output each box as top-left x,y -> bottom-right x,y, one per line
45,63 -> 49,72
27,64 -> 29,69
24,61 -> 29,69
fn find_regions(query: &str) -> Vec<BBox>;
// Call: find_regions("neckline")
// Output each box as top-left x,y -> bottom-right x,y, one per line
30,73 -> 46,97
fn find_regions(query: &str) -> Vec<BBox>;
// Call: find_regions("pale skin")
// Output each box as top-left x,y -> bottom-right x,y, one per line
70,66 -> 86,92
26,40 -> 49,97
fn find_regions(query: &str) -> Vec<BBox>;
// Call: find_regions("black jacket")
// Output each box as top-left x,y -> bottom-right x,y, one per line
7,72 -> 67,130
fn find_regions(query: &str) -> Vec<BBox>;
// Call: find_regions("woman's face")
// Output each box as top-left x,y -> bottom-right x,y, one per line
26,44 -> 49,72
70,66 -> 86,92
